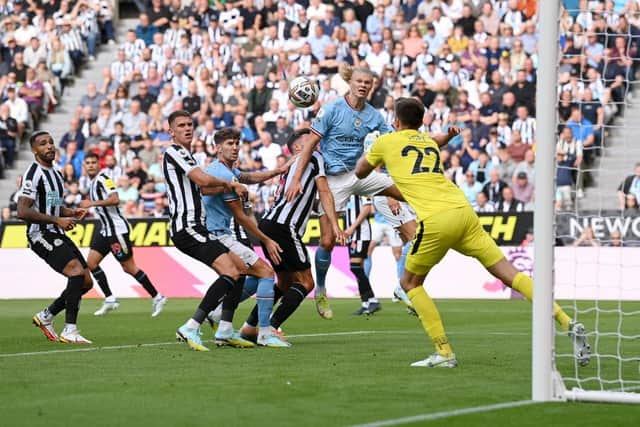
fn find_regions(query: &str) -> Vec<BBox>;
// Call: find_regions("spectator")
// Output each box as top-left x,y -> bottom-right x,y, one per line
271,116 -> 293,147
150,196 -> 169,218
512,171 -> 534,205
132,82 -> 156,114
256,132 -> 282,170
506,130 -> 528,163
23,37 -> 47,70
127,157 -> 148,187
135,13 -> 158,46
483,169 -> 509,205
617,163 -> 640,210
0,104 -> 17,167
511,105 -> 536,145
248,75 -> 272,117
19,67 -> 44,124
496,187 -> 525,212
60,117 -> 86,150
115,137 -> 136,172
116,175 -> 139,204
60,141 -> 84,179
474,191 -> 495,213
623,194 -> 639,217
121,99 -> 147,139
573,226 -> 600,247
64,181 -> 82,208
460,169 -> 483,204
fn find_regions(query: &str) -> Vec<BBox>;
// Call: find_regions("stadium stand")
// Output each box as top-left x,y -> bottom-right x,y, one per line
1,0 -> 638,225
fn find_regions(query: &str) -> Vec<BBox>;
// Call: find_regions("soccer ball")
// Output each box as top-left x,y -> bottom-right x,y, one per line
288,76 -> 319,108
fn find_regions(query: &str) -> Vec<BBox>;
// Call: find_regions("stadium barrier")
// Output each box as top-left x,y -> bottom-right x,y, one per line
1,243 -> 637,300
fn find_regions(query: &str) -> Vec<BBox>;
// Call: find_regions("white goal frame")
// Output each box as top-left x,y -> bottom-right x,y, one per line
533,0 -> 640,404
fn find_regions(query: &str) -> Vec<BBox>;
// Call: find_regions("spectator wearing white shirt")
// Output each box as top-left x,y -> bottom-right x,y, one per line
13,13 -> 38,47
307,0 -> 327,22
22,37 -> 47,70
283,0 -> 304,24
473,191 -> 495,213
262,99 -> 284,129
431,7 -> 454,39
365,41 -> 391,76
283,25 -> 306,61
511,105 -> 536,145
421,60 -> 447,91
257,132 -> 282,170
121,29 -> 146,61
3,87 -> 29,138
110,49 -> 134,84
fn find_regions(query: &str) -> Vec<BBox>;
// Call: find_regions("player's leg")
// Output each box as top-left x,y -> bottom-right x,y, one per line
174,228 -> 243,351
350,241 -> 379,315
58,256 -> 93,344
87,234 -> 120,316
402,217 -> 457,367
457,206 -> 591,366
119,254 -> 167,317
270,270 -> 313,330
314,212 -> 336,319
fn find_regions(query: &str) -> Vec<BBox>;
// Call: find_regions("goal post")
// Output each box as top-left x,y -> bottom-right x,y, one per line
534,0 -> 640,404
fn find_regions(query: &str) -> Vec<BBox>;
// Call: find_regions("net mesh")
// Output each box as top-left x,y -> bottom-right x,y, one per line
553,5 -> 640,394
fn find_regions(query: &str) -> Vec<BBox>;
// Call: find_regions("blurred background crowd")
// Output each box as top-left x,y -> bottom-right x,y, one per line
2,0 -> 640,224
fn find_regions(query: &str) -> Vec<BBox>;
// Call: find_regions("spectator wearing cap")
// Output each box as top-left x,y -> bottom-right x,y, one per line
496,186 -> 524,212
512,171 -> 534,204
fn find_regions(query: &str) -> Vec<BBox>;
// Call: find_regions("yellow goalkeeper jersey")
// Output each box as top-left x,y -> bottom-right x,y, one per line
366,129 -> 469,221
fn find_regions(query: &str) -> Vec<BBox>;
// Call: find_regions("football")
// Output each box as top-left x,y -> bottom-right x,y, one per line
288,76 -> 319,108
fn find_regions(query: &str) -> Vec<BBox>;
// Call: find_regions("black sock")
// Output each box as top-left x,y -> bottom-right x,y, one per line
91,267 -> 112,298
221,275 -> 245,323
351,262 -> 374,301
246,284 -> 283,327
64,275 -> 86,324
271,284 -> 309,329
48,290 -> 66,316
133,270 -> 158,298
193,275 -> 235,323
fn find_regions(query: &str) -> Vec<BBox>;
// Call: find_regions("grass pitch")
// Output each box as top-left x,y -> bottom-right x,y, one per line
0,298 -> 638,427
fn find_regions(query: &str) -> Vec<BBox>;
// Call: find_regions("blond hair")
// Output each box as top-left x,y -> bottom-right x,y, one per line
339,63 -> 377,83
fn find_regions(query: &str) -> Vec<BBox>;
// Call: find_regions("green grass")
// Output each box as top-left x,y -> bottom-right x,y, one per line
0,298 -> 638,427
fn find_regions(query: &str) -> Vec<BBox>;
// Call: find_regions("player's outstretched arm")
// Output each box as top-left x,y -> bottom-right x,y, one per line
431,126 -> 463,147
188,167 -> 231,191
317,177 -> 346,245
355,155 -> 376,179
17,197 -> 76,230
238,158 -> 291,185
285,132 -> 320,201
226,199 -> 283,264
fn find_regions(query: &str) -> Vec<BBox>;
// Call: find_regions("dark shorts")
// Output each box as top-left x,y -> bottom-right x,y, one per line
28,231 -> 87,274
172,225 -> 229,267
348,240 -> 370,259
259,219 -> 310,273
90,232 -> 134,262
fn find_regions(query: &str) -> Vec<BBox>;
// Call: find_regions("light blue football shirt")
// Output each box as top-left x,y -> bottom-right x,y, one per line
203,159 -> 242,234
310,96 -> 393,175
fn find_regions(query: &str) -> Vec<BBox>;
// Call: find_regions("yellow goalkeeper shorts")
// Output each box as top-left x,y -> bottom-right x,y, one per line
405,206 -> 505,276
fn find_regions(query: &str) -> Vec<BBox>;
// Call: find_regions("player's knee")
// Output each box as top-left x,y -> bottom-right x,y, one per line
65,259 -> 84,277
122,262 -> 138,276
320,236 -> 335,251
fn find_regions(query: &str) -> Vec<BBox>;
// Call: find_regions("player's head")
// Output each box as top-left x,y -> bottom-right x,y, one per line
29,131 -> 56,165
214,127 -> 242,164
167,110 -> 193,146
84,152 -> 100,178
394,97 -> 425,130
286,128 -> 312,155
339,63 -> 376,100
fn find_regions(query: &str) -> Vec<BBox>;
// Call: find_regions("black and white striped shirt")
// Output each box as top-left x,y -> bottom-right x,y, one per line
345,195 -> 372,243
19,162 -> 65,236
512,117 -> 536,145
263,152 -> 325,237
162,144 -> 206,236
89,172 -> 129,237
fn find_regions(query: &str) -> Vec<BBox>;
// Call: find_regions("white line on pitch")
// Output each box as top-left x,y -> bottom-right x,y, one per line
347,400 -> 538,427
0,329 -> 528,359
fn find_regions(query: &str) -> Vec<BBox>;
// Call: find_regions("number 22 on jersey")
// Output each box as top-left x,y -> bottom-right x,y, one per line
401,145 -> 443,174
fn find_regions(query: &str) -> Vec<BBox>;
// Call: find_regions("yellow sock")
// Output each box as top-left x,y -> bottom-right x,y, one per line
407,287 -> 453,357
512,272 -> 572,332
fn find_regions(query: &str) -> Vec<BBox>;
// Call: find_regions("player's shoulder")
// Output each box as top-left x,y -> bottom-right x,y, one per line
207,160 -> 234,180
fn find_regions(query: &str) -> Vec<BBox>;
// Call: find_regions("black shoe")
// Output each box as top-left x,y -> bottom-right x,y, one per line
352,306 -> 368,315
365,302 -> 381,315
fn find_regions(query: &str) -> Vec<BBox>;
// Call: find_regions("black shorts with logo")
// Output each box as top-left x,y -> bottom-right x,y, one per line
258,219 -> 310,273
348,240 -> 370,259
172,225 -> 229,267
28,231 -> 87,274
90,232 -> 134,262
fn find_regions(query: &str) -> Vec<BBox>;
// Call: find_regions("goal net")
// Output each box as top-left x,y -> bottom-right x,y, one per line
536,0 -> 640,403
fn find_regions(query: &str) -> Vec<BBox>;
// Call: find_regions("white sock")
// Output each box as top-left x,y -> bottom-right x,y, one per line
105,295 -> 117,303
185,318 -> 200,329
242,322 -> 256,330
259,326 -> 271,337
63,323 -> 77,332
153,294 -> 163,301
368,298 -> 379,304
361,301 -> 369,308
218,320 -> 233,334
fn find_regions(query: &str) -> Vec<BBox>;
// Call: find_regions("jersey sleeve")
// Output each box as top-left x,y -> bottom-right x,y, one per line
231,167 -> 242,180
166,145 -> 198,175
99,175 -> 118,196
19,165 -> 41,200
312,152 -> 326,180
365,134 -> 386,168
310,103 -> 333,137
207,163 -> 240,202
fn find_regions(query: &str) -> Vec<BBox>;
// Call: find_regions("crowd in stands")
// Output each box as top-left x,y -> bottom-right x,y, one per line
0,0 -> 115,179
3,0 -> 640,224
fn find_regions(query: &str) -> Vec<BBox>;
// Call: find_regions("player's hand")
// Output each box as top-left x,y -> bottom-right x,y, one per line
279,155 -> 297,174
56,217 -> 77,231
231,182 -> 248,199
334,226 -> 346,246
343,227 -> 354,239
387,197 -> 401,215
264,238 -> 283,265
78,200 -> 92,209
285,179 -> 302,202
447,126 -> 463,138
73,208 -> 88,220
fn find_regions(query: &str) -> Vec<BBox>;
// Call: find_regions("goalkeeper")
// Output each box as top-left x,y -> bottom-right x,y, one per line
355,97 -> 591,368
